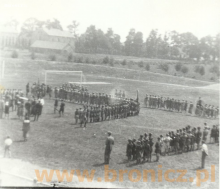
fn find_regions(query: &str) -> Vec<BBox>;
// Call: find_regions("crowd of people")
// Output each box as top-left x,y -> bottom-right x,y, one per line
0,88 -> 44,121
126,123 -> 219,164
52,83 -> 140,127
144,95 -> 218,119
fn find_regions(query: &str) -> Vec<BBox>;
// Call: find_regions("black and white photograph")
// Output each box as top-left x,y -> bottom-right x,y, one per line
0,0 -> 219,188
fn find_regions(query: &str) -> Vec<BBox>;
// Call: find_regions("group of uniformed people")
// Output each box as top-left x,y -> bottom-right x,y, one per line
126,123 -> 219,164
72,99 -> 140,127
195,97 -> 219,119
27,82 -> 52,99
144,95 -> 218,119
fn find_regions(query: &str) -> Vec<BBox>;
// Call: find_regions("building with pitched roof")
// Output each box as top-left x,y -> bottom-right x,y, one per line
30,40 -> 73,54
31,27 -> 75,53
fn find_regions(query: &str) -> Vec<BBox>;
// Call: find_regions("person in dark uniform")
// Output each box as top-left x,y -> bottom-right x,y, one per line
74,109 -> 79,124
126,139 -> 133,162
104,131 -> 114,164
54,98 -> 59,113
34,100 -> 42,121
155,137 -> 161,162
196,127 -> 202,150
132,139 -> 137,161
25,100 -> 31,117
149,137 -> 154,162
136,141 -> 142,164
59,100 -> 65,117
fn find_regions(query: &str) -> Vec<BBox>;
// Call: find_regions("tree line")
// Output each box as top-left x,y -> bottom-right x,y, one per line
4,18 -> 220,62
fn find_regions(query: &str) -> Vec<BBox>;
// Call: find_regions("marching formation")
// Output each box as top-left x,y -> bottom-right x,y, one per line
126,123 -> 219,164
53,83 -> 140,126
144,95 -> 218,119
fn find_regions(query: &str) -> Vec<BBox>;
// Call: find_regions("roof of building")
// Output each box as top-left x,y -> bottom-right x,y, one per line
31,40 -> 71,50
42,28 -> 74,38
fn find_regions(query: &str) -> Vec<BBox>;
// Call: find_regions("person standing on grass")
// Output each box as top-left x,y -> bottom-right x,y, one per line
4,100 -> 10,119
210,125 -> 216,143
54,98 -> 58,113
4,136 -> 13,158
155,137 -> 161,162
201,140 -> 208,169
59,100 -> 65,117
34,100 -> 42,121
104,131 -> 114,164
23,116 -> 30,141
25,100 -> 31,117
74,109 -> 79,124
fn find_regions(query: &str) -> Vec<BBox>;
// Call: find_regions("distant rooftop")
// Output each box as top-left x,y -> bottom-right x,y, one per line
31,40 -> 70,50
42,27 -> 74,38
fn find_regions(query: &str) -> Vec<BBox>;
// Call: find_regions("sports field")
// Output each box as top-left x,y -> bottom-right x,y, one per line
0,59 -> 219,188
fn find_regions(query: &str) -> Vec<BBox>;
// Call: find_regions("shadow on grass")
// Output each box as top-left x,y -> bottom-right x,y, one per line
93,162 -> 106,167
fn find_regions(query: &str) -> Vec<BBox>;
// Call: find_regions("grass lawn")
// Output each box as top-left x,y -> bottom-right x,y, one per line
0,60 -> 219,188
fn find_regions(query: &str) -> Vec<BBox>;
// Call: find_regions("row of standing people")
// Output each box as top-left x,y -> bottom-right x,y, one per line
126,123 -> 219,164
144,95 -> 218,119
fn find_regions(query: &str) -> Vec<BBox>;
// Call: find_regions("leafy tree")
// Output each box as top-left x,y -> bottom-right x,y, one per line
159,63 -> 169,72
121,59 -> 127,66
138,61 -> 144,68
209,65 -> 220,76
21,18 -> 44,37
145,64 -> 150,71
175,63 -> 182,71
103,56 -> 109,64
181,66 -> 189,75
199,66 -> 205,76
45,18 -> 63,30
124,29 -> 136,56
67,20 -> 79,38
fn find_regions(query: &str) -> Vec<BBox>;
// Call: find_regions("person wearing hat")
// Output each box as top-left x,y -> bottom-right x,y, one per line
126,139 -> 133,162
143,139 -> 150,162
34,100 -> 42,121
163,134 -> 171,155
202,126 -> 209,143
132,139 -> 137,161
54,98 -> 59,113
59,100 -> 65,117
196,127 -> 202,150
148,137 -> 154,162
136,141 -> 142,164
155,137 -> 161,162
201,140 -> 208,168
104,131 -> 114,164
210,125 -> 216,143
23,116 -> 31,141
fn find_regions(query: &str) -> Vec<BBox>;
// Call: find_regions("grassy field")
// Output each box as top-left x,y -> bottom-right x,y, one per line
0,60 -> 219,188
1,48 -> 219,83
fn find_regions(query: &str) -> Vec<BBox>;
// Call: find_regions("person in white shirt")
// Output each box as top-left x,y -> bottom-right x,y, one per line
4,136 -> 13,158
201,140 -> 208,168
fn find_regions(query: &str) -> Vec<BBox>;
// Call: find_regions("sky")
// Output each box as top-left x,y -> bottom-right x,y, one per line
0,0 -> 219,41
